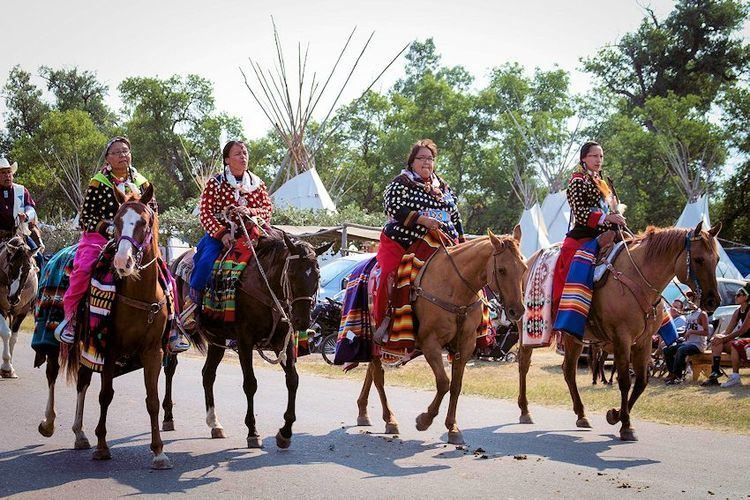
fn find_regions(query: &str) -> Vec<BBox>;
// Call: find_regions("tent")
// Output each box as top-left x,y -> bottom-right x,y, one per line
271,168 -> 337,211
540,190 -> 571,244
518,202 -> 551,258
674,194 -> 743,279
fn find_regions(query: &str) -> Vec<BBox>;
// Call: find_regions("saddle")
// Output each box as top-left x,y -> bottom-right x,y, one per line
593,230 -> 627,286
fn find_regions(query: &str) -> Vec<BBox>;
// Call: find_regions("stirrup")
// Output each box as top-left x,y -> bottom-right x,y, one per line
373,316 -> 391,346
167,330 -> 190,354
54,317 -> 75,345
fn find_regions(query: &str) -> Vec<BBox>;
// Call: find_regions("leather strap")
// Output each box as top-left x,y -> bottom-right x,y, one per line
118,294 -> 167,324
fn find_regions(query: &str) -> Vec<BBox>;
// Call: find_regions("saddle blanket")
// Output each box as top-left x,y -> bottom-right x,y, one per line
521,245 -> 560,348
202,237 -> 253,323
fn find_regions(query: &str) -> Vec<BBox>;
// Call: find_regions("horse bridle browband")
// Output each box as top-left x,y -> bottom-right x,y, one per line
115,202 -> 157,270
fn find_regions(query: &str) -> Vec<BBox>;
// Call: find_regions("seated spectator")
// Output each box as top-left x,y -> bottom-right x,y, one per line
669,298 -> 687,335
703,283 -> 750,386
717,283 -> 750,388
664,293 -> 708,385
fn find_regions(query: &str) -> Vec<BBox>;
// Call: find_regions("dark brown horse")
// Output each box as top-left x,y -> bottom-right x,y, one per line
168,228 -> 330,449
518,222 -> 721,441
52,185 -> 173,468
0,234 -> 39,378
356,228 -> 527,445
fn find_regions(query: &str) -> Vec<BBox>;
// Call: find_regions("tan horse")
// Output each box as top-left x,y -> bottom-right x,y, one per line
0,235 -> 39,378
357,228 -> 527,445
518,222 -> 722,441
58,185 -> 173,469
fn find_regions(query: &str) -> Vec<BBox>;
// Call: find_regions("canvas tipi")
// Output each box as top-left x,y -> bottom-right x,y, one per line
272,168 -> 337,211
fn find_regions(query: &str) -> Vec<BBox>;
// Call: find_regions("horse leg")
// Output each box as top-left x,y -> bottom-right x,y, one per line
0,315 -> 15,378
142,348 -> 171,469
356,362 -> 375,426
276,343 -> 298,449
588,347 -> 597,385
606,334 -> 635,441
370,356 -> 399,434
415,339 -> 449,432
203,344 -> 227,439
620,338 -> 651,442
162,355 -> 178,431
72,366 -> 93,449
38,352 -> 60,437
93,361 -> 115,460
518,343 -> 534,424
444,335 -> 475,445
236,343 -> 261,448
562,334 -> 590,428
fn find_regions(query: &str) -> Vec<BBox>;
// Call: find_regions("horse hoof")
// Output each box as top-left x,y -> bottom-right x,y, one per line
275,431 -> 291,450
447,431 -> 465,445
384,423 -> 400,435
606,409 -> 619,426
357,416 -> 372,426
151,452 -> 173,470
576,417 -> 592,429
92,448 -> 111,461
415,413 -> 432,432
0,369 -> 17,379
519,413 -> 534,424
247,435 -> 263,449
211,427 -> 226,439
38,422 -> 54,438
620,428 -> 638,441
162,420 -> 175,432
75,437 -> 91,450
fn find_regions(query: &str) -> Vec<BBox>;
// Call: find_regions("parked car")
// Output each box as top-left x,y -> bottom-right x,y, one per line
317,252 -> 376,303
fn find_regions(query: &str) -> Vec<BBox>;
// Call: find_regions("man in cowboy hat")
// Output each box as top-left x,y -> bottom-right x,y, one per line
0,158 -> 44,260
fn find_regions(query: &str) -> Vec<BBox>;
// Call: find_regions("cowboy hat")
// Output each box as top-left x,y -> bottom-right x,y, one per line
0,158 -> 18,174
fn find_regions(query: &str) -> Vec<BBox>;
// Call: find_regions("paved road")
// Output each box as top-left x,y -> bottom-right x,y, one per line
2,331 -> 749,499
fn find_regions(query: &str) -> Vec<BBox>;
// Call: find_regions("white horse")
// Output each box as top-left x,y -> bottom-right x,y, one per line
0,235 -> 39,378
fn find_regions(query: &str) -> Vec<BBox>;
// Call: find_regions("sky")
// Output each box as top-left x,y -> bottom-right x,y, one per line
2,0 -> 749,140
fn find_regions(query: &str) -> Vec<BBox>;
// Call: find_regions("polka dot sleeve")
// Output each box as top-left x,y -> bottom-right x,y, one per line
199,178 -> 228,239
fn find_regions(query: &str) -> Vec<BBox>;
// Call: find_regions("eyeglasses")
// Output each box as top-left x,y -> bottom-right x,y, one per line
108,149 -> 131,156
415,156 -> 434,162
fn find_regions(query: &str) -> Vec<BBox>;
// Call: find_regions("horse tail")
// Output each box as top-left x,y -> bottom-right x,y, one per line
58,333 -> 81,384
189,328 -> 208,355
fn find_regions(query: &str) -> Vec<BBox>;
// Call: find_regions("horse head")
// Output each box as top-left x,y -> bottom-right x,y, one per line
676,220 -> 722,313
487,225 -> 527,322
2,235 -> 36,307
282,232 -> 332,331
112,184 -> 157,278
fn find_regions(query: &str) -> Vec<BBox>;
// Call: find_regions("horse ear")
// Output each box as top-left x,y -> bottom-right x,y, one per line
140,184 -> 154,205
282,231 -> 297,253
512,224 -> 522,243
693,220 -> 704,235
708,221 -> 722,238
487,228 -> 504,251
315,241 -> 334,256
113,187 -> 127,205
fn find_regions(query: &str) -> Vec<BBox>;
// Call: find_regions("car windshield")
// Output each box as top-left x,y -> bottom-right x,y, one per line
319,258 -> 359,287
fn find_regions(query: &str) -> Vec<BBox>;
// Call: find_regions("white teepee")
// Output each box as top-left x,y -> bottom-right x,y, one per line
541,190 -> 571,244
518,202 -> 551,258
272,168 -> 337,211
675,195 -> 742,279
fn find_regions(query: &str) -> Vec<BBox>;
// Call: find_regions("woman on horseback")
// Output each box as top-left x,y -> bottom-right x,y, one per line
551,141 -> 626,340
181,140 -> 273,328
374,139 -> 465,330
57,137 -> 189,353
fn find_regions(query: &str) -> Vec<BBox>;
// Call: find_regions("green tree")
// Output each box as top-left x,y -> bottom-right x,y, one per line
2,65 -> 49,142
39,66 -> 116,131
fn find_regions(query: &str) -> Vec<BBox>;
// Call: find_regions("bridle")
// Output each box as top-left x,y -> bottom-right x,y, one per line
115,202 -> 157,271
282,253 -> 319,309
683,229 -> 704,301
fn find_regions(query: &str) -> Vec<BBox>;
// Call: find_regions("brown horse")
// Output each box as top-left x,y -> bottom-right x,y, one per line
0,235 -> 39,378
518,222 -> 722,441
56,185 -> 173,468
167,228 -> 330,449
356,228 -> 527,445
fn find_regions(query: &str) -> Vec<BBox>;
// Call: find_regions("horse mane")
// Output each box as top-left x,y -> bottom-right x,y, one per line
449,234 -> 522,259
636,226 -> 690,261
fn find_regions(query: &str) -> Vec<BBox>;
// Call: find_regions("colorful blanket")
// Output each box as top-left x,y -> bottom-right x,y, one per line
81,243 -> 176,372
202,237 -> 253,323
32,244 -> 78,358
334,256 -> 378,365
522,245 -> 561,347
552,238 -> 678,345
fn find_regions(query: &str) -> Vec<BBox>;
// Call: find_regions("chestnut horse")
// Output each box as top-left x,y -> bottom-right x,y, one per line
53,185 -> 173,469
518,222 -> 721,441
168,228 -> 330,449
356,228 -> 527,445
0,235 -> 39,378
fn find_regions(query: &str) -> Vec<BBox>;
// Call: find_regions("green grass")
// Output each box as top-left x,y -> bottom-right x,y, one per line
294,348 -> 750,435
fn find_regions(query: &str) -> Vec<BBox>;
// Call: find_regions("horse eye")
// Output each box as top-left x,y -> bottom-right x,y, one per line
695,257 -> 705,265
498,268 -> 506,275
